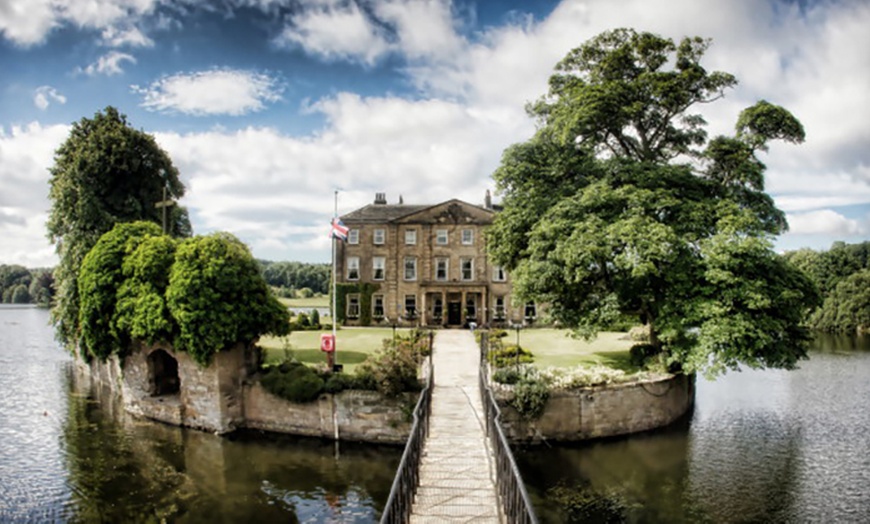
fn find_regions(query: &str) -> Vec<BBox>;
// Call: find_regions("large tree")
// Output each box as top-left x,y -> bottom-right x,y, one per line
489,29 -> 819,376
48,106 -> 190,350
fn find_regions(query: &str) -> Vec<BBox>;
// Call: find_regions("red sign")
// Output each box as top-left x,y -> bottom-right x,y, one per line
320,333 -> 335,353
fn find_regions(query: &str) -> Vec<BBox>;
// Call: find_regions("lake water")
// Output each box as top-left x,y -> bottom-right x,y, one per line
4,305 -> 870,523
516,333 -> 870,523
0,306 -> 400,523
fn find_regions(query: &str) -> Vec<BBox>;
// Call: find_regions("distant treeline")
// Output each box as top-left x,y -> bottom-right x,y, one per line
258,260 -> 330,296
784,241 -> 870,334
0,265 -> 55,306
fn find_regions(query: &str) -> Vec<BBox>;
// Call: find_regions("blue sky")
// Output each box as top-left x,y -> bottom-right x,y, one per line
1,0 -> 868,267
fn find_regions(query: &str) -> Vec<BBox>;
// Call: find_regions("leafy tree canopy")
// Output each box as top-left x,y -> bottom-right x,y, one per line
78,221 -> 163,360
0,265 -> 54,306
784,241 -> 870,334
47,106 -> 191,350
489,29 -> 819,376
166,232 -> 290,365
77,223 -> 290,365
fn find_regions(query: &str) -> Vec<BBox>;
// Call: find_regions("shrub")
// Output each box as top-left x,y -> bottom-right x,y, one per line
540,365 -> 636,388
352,367 -> 378,391
260,361 -> 325,403
310,309 -> 321,328
629,343 -> 659,367
488,344 -> 534,368
323,372 -> 356,394
511,376 -> 550,420
492,367 -> 523,385
166,232 -> 290,366
357,338 -> 422,397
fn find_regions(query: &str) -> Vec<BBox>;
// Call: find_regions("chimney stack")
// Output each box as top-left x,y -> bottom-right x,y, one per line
484,189 -> 492,210
374,192 -> 387,205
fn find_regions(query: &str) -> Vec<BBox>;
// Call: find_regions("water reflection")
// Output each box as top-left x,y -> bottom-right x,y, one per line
517,334 -> 870,523
0,307 -> 401,523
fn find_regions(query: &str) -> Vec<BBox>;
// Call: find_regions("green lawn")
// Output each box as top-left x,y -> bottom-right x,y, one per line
260,326 -> 637,374
278,296 -> 330,308
504,328 -> 637,372
260,327 -> 413,373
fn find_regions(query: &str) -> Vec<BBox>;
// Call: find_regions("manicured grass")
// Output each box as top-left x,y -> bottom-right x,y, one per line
260,327 -> 413,373
278,296 -> 330,308
502,328 -> 637,372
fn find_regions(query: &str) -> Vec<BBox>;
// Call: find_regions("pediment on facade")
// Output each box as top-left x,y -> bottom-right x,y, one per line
394,199 -> 494,225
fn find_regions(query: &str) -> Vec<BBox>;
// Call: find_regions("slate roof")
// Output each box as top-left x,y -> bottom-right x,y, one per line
340,204 -> 429,223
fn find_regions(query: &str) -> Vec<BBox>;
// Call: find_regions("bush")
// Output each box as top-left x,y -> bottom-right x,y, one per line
629,343 -> 659,368
493,367 -> 523,385
357,333 -> 425,397
260,361 -> 325,403
310,309 -> 321,327
323,372 -> 357,394
488,344 -> 534,368
511,376 -> 550,420
540,365 -> 636,388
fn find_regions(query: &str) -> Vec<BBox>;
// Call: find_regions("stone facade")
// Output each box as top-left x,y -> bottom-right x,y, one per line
497,374 -> 695,443
337,193 -> 534,328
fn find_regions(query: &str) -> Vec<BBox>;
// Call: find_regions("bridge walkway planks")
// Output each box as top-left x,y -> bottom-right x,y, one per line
409,329 -> 502,523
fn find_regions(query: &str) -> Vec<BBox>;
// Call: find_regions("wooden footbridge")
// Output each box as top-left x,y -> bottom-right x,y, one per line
380,330 -> 538,524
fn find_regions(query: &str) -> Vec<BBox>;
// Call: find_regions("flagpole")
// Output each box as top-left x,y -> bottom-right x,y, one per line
332,189 -> 338,349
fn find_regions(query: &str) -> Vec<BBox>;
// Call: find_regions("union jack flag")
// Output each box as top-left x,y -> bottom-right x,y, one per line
330,218 -> 349,241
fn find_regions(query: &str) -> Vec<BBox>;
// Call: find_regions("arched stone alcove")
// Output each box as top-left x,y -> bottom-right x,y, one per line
148,349 -> 180,396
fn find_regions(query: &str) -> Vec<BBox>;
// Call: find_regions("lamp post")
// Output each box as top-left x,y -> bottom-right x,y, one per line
509,320 -> 523,372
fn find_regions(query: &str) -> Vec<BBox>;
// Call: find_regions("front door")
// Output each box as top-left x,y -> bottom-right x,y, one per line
447,301 -> 462,326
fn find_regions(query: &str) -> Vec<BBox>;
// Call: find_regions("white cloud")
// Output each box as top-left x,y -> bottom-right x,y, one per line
3,0 -> 869,265
149,89 -> 524,260
786,209 -> 866,236
373,0 -> 463,61
0,0 -> 57,46
33,86 -> 67,110
274,2 -> 390,65
0,122 -> 71,268
0,0 -> 158,46
133,69 -> 284,116
272,0 -> 466,66
101,24 -> 153,47
78,50 -> 137,76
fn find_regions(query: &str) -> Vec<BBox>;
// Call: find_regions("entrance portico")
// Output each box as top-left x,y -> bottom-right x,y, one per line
422,285 -> 486,327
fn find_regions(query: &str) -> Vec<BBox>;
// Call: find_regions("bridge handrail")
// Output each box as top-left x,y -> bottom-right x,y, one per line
478,331 -> 540,524
379,331 -> 435,524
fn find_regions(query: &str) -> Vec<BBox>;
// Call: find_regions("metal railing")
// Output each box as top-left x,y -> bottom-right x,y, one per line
479,332 -> 540,524
379,331 -> 435,524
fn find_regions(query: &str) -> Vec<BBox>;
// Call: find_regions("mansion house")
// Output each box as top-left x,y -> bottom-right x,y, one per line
335,192 -> 535,328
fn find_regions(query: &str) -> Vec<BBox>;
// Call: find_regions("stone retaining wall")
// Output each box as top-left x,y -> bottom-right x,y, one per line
243,383 -> 412,444
74,345 -> 412,443
497,373 -> 694,443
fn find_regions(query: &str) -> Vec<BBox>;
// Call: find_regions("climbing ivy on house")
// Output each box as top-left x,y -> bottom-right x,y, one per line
334,283 -> 380,326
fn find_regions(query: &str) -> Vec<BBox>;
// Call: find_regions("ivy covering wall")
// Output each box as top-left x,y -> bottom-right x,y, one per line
334,283 -> 380,326
77,221 -> 290,365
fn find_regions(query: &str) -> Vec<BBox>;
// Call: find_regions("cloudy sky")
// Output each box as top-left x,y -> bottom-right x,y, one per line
1,0 -> 868,267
